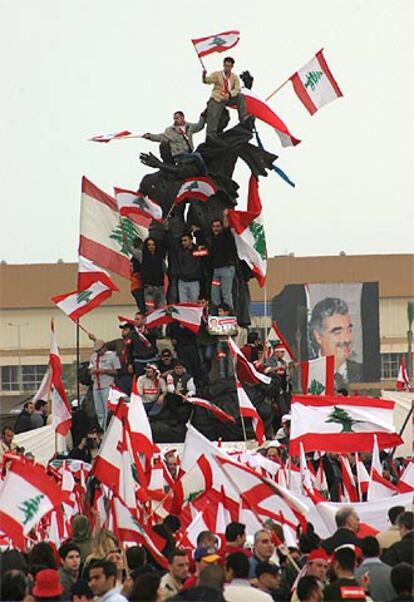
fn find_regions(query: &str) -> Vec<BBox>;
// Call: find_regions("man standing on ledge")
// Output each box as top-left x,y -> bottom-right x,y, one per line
203,56 -> 247,135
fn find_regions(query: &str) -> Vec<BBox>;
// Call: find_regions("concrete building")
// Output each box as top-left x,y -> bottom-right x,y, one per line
1,254 -> 413,410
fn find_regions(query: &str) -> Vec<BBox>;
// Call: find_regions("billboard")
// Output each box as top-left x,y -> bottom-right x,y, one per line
272,282 -> 380,387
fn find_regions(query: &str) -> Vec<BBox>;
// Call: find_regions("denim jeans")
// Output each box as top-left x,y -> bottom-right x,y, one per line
93,387 -> 109,429
211,265 -> 235,309
178,279 -> 200,303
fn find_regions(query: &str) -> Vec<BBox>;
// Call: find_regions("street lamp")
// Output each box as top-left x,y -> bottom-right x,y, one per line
8,322 -> 29,392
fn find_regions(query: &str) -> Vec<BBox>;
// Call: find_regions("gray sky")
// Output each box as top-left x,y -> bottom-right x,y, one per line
1,0 -> 413,263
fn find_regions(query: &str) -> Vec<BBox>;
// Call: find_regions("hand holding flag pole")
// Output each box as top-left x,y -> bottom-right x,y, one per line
191,40 -> 206,71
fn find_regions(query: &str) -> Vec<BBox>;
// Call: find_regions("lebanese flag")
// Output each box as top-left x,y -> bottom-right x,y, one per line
49,319 -> 72,436
235,379 -> 265,445
355,452 -> 370,497
396,357 -> 410,391
169,455 -> 213,514
0,459 -> 65,548
107,384 -> 127,413
114,187 -> 163,222
32,368 -> 51,405
340,455 -> 359,502
174,177 -> 217,204
228,175 -> 266,287
227,338 -> 271,385
89,130 -> 132,143
191,30 -> 240,58
127,379 -> 157,464
266,322 -> 296,362
51,281 -> 113,321
290,394 -> 403,455
78,256 -> 119,291
367,468 -> 399,501
301,356 -> 335,396
79,177 -> 130,278
241,90 -> 301,147
290,49 -> 343,116
398,458 -> 414,493
187,397 -> 236,423
145,303 -> 204,334
92,404 -> 125,491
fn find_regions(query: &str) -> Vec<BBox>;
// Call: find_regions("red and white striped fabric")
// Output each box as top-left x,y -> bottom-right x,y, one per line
92,404 -> 125,492
290,395 -> 403,455
266,322 -> 296,362
107,384 -> 127,413
89,130 -> 132,143
191,30 -> 240,58
241,89 -> 301,147
79,177 -> 130,278
340,455 -> 359,502
398,458 -> 414,493
355,452 -> 370,497
235,379 -> 265,445
51,281 -> 113,322
290,49 -> 343,116
78,256 -> 119,291
169,455 -> 213,513
114,187 -> 162,222
128,379 -> 157,463
0,460 -> 65,548
367,468 -> 399,501
396,357 -> 410,391
228,338 -> 271,385
145,303 -> 204,334
49,320 -> 72,436
300,356 -> 335,396
187,397 -> 236,423
174,177 -> 217,204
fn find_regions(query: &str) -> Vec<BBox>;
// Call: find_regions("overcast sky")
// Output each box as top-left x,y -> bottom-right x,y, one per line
1,0 -> 413,264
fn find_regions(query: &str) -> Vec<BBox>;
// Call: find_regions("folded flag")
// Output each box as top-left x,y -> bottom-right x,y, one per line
49,319 -> 72,437
114,187 -> 163,223
228,338 -> 271,385
241,90 -> 301,147
235,379 -> 265,445
78,256 -> 119,291
290,394 -> 403,455
191,30 -> 240,58
174,177 -> 217,204
228,175 -> 266,287
301,356 -> 335,395
290,49 -> 343,116
187,397 -> 236,423
107,384 -> 127,413
51,281 -> 112,321
396,357 -> 410,391
89,130 -> 132,143
145,303 -> 204,334
266,322 -> 296,362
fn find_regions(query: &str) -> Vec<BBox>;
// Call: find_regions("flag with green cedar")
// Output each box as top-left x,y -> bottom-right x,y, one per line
191,30 -> 240,58
228,175 -> 267,287
174,176 -> 217,205
51,281 -> 113,321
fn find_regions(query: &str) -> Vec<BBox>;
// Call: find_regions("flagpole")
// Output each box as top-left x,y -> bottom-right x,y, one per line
265,77 -> 291,102
191,41 -> 206,70
76,320 -> 81,405
163,199 -> 176,224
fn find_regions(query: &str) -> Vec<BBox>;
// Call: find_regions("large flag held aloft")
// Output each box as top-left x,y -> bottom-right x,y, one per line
51,281 -> 113,322
174,177 -> 217,205
191,30 -> 240,59
290,394 -> 403,455
228,175 -> 266,287
114,188 -> 162,223
49,319 -> 72,437
290,49 -> 343,115
145,303 -> 204,334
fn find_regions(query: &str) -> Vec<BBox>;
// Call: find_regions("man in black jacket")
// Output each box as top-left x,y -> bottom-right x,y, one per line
209,214 -> 237,312
176,232 -> 204,303
128,311 -> 158,377
322,507 -> 363,555
14,401 -> 35,434
382,511 -> 414,567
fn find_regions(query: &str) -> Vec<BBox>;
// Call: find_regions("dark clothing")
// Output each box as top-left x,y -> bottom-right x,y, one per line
157,358 -> 179,376
30,410 -> 47,429
71,408 -> 92,448
210,229 -> 236,268
382,531 -> 414,566
14,409 -> 33,434
141,249 -> 165,286
128,329 -> 158,363
176,244 -> 203,281
324,578 -> 367,601
68,446 -> 92,464
169,585 -> 226,601
322,528 -> 363,555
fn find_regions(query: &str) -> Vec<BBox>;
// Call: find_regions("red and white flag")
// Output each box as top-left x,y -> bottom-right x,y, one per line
355,452 -> 370,498
31,368 -> 51,405
191,30 -> 240,58
49,319 -> 72,436
174,177 -> 217,205
235,379 -> 265,445
228,175 -> 266,287
79,177 -> 131,278
145,303 -> 204,334
301,356 -> 335,396
290,49 -> 343,116
78,256 -> 119,291
114,187 -> 162,222
227,338 -> 271,385
241,90 -> 301,147
266,322 -> 296,362
128,379 -> 157,463
92,404 -> 125,491
51,281 -> 113,321
398,458 -> 414,493
290,394 -> 403,455
396,357 -> 410,391
187,397 -> 236,423
89,130 -> 132,143
0,460 -> 65,548
107,384 -> 127,413
340,455 -> 359,502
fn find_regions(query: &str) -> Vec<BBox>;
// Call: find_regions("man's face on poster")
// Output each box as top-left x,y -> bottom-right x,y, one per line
313,312 -> 353,369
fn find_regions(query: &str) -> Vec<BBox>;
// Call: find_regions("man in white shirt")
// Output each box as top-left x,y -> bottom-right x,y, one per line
88,560 -> 127,602
89,340 -> 121,430
224,552 -> 273,602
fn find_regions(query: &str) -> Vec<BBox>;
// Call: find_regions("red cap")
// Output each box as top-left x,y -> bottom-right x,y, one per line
308,548 -> 329,563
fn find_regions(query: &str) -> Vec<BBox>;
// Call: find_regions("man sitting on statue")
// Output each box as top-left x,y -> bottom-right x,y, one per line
142,110 -> 207,173
202,56 -> 248,136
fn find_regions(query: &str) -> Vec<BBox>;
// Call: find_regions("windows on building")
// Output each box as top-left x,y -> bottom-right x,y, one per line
380,353 -> 406,379
1,365 -> 48,392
